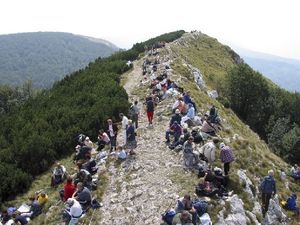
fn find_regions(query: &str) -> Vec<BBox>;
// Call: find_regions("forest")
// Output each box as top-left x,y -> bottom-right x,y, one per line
0,30 -> 185,202
222,63 -> 300,163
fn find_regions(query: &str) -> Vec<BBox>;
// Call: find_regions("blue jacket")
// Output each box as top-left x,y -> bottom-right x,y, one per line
286,195 -> 297,210
260,175 -> 276,194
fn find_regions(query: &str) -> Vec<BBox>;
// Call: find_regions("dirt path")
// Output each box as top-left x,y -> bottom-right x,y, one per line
99,54 -> 182,225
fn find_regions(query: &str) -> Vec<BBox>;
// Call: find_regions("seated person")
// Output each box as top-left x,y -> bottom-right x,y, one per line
74,145 -> 92,161
82,156 -> 97,175
1,210 -> 11,224
51,162 -> 67,187
196,173 -> 228,198
209,105 -> 220,124
12,213 -> 28,225
172,210 -> 193,225
84,136 -> 94,148
170,109 -> 182,126
165,121 -> 182,144
97,130 -> 110,150
72,183 -> 92,211
116,146 -> 127,160
176,194 -> 197,225
63,198 -> 83,225
181,103 -> 195,126
62,176 -> 76,202
285,193 -> 300,215
20,196 -> 42,219
201,118 -> 217,136
36,192 -> 48,206
74,166 -> 92,189
291,164 -> 300,180
183,137 -> 200,169
169,128 -> 190,150
191,128 -> 204,145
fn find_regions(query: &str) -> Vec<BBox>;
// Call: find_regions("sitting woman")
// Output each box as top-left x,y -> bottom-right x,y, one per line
196,173 -> 227,198
285,193 -> 300,215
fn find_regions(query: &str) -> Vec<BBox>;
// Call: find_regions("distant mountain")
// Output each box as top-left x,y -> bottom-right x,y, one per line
233,47 -> 300,92
0,32 -> 119,88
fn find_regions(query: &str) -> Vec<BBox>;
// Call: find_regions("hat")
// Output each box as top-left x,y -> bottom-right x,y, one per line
85,136 -> 90,141
175,109 -> 180,114
220,143 -> 225,149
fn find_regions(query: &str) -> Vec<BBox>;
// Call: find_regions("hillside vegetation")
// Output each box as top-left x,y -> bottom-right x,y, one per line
0,32 -> 119,88
171,32 -> 300,164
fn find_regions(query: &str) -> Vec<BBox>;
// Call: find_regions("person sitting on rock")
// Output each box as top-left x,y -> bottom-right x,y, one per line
183,91 -> 197,112
172,210 -> 193,225
97,129 -> 110,151
170,128 -> 191,150
83,136 -> 94,148
170,109 -> 182,126
12,213 -> 28,225
291,164 -> 300,180
209,105 -> 220,124
62,176 -> 76,202
172,97 -> 186,114
63,198 -> 83,225
36,191 -> 48,207
196,174 -> 222,198
82,155 -> 97,175
181,104 -> 195,127
285,193 -> 300,215
21,196 -> 42,219
176,194 -> 198,225
201,117 -> 217,137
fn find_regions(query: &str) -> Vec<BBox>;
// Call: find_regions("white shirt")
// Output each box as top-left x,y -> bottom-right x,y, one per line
70,199 -> 83,218
122,116 -> 128,129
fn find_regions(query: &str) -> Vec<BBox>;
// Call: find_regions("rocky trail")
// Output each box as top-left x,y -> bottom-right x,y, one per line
99,54 -> 182,224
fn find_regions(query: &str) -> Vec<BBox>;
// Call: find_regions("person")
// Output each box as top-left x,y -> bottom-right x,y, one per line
64,198 -> 83,225
165,121 -> 182,145
183,137 -> 199,169
12,213 -> 28,225
181,103 -> 195,126
97,129 -> 110,150
200,138 -> 219,168
176,194 -> 197,224
21,196 -> 42,219
172,97 -> 186,114
169,109 -> 182,126
119,113 -> 129,146
74,167 -> 92,189
285,193 -> 300,215
63,177 -> 76,201
1,210 -> 11,224
83,137 -> 93,148
51,162 -> 67,187
196,175 -> 225,198
82,155 -> 97,175
209,105 -> 219,123
36,191 -> 48,206
201,117 -> 217,137
290,164 -> 300,180
126,120 -> 137,154
130,101 -> 140,129
172,210 -> 193,225
260,170 -> 276,216
72,182 -> 92,211
146,96 -> 155,126
219,143 -> 235,176
105,119 -> 118,151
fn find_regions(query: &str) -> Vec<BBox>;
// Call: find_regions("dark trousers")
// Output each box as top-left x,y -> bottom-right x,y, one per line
224,162 -> 230,176
262,193 -> 272,215
131,114 -> 138,129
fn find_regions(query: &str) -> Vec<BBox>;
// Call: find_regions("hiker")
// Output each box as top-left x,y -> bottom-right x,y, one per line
20,196 -> 42,219
199,138 -> 219,168
291,164 -> 300,180
172,97 -> 186,114
51,162 -> 67,187
130,100 -> 140,129
105,119 -> 118,151
36,191 -> 48,206
181,103 -> 195,127
72,182 -> 92,211
169,128 -> 190,150
97,129 -> 110,150
166,121 -> 182,145
285,193 -> 300,215
116,146 -> 127,160
64,198 -> 83,225
260,170 -> 276,216
171,210 -> 193,225
119,113 -> 129,146
209,105 -> 220,124
183,91 -> 197,112
83,136 -> 93,148
191,128 -> 204,145
169,109 -> 182,126
82,155 -> 97,175
126,120 -> 137,154
201,117 -> 217,137
1,210 -> 11,224
62,177 -> 76,202
176,194 -> 198,225
195,174 -> 226,198
74,145 -> 91,162
74,165 -> 92,189
219,142 -> 235,176
183,137 -> 200,169
12,213 -> 28,225
146,95 -> 155,126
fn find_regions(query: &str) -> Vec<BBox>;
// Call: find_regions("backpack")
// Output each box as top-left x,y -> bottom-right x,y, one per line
91,198 -> 102,209
260,176 -> 275,193
161,209 -> 176,225
192,199 -> 208,217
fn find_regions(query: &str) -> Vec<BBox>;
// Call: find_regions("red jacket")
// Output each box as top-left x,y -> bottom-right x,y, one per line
64,182 -> 76,201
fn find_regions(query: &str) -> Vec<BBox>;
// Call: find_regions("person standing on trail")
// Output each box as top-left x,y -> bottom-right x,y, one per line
105,119 -> 118,151
119,113 -> 128,146
130,100 -> 140,129
146,95 -> 155,126
260,170 -> 276,216
219,142 -> 235,176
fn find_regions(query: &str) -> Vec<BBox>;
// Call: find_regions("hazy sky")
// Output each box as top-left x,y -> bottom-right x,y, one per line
1,0 -> 300,59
